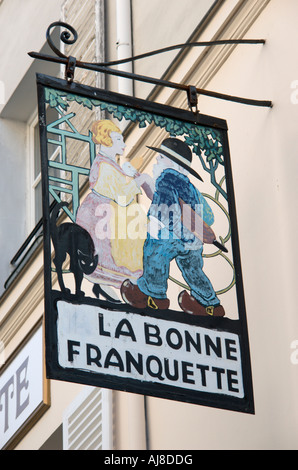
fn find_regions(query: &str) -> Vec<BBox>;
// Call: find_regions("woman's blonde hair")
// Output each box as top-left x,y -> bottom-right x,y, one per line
91,120 -> 121,147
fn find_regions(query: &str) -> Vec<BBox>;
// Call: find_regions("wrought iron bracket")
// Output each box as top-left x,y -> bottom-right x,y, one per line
187,85 -> 199,116
65,55 -> 76,83
29,21 -> 273,109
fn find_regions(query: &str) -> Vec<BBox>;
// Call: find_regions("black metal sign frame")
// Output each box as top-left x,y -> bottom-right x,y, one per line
37,73 -> 254,414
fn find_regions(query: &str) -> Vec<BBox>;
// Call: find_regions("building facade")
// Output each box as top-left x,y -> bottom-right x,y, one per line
1,0 -> 298,450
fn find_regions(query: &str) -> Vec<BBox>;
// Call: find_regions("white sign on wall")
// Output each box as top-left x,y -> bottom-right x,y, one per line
0,326 -> 48,449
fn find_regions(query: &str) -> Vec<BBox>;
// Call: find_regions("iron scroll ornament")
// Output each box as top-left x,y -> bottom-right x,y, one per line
31,21 -> 273,108
46,21 -> 78,59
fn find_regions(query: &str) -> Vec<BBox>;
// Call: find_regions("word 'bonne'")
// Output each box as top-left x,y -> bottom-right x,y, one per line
98,315 -> 238,360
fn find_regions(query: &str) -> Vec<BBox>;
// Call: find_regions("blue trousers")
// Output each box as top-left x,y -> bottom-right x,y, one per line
137,237 -> 219,307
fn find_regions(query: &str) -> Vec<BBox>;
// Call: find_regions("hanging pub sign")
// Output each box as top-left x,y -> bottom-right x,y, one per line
37,73 -> 254,414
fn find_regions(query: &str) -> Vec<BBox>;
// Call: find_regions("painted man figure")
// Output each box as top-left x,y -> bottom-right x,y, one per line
121,138 -> 225,317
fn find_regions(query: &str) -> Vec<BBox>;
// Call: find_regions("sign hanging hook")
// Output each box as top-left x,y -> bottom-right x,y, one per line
65,56 -> 76,83
187,85 -> 199,116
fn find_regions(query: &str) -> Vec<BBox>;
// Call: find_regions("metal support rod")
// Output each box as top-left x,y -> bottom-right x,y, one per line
30,22 -> 272,108
28,51 -> 273,108
96,39 -> 266,67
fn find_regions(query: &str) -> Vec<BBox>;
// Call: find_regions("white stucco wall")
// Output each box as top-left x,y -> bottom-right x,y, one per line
145,0 -> 298,450
0,0 -> 63,294
0,0 -> 63,113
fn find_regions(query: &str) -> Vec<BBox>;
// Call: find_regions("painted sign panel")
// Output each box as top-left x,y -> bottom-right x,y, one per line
57,302 -> 244,398
37,74 -> 254,413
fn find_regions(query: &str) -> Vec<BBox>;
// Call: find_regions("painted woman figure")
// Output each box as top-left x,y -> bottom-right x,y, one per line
76,119 -> 153,291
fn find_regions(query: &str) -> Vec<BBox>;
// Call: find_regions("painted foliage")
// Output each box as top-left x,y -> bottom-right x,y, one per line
38,75 -> 254,413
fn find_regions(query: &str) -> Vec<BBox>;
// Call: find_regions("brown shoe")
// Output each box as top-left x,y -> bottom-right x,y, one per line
121,279 -> 147,309
178,290 -> 225,317
147,296 -> 170,310
121,279 -> 170,310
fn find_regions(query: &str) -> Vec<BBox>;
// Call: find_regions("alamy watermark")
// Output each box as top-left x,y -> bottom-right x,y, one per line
290,80 -> 298,104
93,197 -> 205,249
290,340 -> 298,365
0,80 -> 4,105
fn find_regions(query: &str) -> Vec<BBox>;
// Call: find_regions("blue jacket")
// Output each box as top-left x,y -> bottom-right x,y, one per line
148,168 -> 214,242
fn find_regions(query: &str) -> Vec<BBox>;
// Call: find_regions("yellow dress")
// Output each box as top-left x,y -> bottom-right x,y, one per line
76,154 -> 147,288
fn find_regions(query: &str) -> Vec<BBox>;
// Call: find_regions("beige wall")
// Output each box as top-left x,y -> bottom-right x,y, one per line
0,0 -> 64,114
105,0 -> 218,99
0,0 -> 64,292
139,0 -> 298,449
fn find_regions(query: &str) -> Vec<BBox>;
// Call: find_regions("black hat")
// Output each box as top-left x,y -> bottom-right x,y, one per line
147,138 -> 203,181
